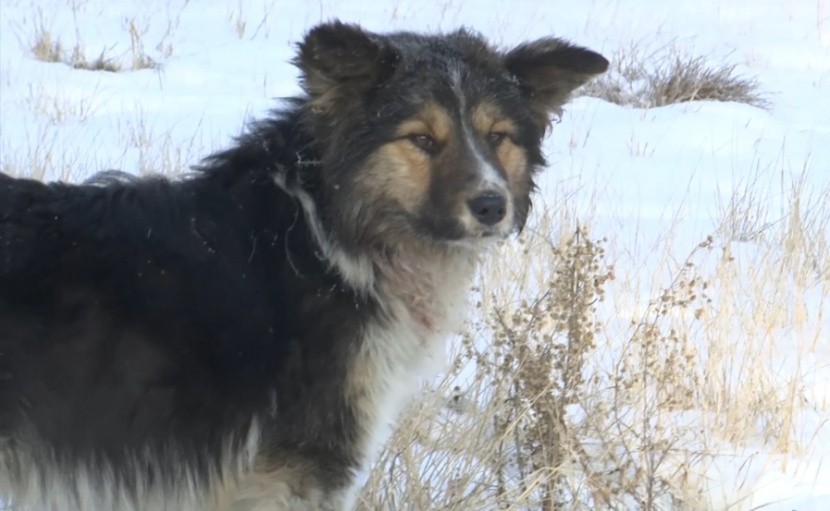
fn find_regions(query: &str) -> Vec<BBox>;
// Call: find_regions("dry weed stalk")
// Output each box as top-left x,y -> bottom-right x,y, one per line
358,226 -> 736,510
487,227 -> 612,509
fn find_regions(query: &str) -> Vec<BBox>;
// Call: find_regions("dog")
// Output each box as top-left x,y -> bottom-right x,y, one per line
0,21 -> 607,510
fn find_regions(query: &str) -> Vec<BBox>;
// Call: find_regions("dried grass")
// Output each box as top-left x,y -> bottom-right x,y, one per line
649,56 -> 768,108
31,31 -> 63,63
69,46 -> 122,72
28,15 -> 159,72
581,44 -> 769,109
357,173 -> 827,509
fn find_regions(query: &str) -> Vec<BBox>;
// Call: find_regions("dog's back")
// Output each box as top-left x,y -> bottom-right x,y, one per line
0,171 -> 290,508
0,23 -> 606,510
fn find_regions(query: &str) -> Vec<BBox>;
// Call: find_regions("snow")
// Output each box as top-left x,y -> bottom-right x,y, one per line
1,0 -> 828,509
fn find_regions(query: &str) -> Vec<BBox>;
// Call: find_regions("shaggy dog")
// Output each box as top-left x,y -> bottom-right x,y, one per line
0,21 -> 607,510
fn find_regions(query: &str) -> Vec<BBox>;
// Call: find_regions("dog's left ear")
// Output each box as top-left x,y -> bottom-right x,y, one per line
296,21 -> 399,107
505,38 -> 608,124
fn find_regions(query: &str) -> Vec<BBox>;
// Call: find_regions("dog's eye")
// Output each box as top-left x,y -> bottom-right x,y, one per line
408,134 -> 439,155
487,132 -> 509,146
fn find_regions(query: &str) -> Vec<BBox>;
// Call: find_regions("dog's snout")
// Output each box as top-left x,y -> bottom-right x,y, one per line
467,193 -> 506,226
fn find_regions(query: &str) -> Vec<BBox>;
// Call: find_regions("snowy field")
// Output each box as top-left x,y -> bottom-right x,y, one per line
1,0 -> 828,509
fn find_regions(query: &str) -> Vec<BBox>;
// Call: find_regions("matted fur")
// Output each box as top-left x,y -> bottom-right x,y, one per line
0,21 -> 607,510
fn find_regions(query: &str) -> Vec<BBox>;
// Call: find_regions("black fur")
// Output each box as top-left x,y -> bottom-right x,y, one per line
1,104 -> 371,496
0,22 -> 606,509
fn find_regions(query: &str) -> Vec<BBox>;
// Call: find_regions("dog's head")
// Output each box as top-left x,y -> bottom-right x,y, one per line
295,22 -> 607,253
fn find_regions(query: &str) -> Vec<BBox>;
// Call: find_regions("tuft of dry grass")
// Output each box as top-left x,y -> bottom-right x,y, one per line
31,30 -> 63,63
648,56 -> 768,108
127,19 -> 160,71
69,46 -> 122,72
581,43 -> 769,109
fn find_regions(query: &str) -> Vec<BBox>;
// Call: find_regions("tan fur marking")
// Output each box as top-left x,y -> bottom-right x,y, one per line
471,102 -> 516,137
497,138 -> 529,192
358,103 -> 456,222
472,102 -> 528,192
395,103 -> 452,142
490,119 -> 518,137
362,142 -> 431,215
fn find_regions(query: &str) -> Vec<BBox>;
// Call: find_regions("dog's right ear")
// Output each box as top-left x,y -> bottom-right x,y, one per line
296,21 -> 399,108
505,38 -> 608,129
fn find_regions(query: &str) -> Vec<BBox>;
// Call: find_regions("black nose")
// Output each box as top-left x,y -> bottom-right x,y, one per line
468,193 -> 506,226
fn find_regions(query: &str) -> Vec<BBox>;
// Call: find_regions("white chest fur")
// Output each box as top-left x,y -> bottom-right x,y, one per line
346,248 -> 477,478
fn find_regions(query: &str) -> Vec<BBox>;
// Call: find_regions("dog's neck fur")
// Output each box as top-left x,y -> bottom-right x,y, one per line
265,135 -> 479,334
373,244 -> 478,332
280,171 -> 478,331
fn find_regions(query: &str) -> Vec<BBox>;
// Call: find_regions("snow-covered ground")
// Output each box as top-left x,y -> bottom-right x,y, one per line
1,0 -> 828,509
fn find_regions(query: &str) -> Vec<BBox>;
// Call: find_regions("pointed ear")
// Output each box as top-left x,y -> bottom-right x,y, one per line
295,21 -> 399,109
505,38 -> 608,125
